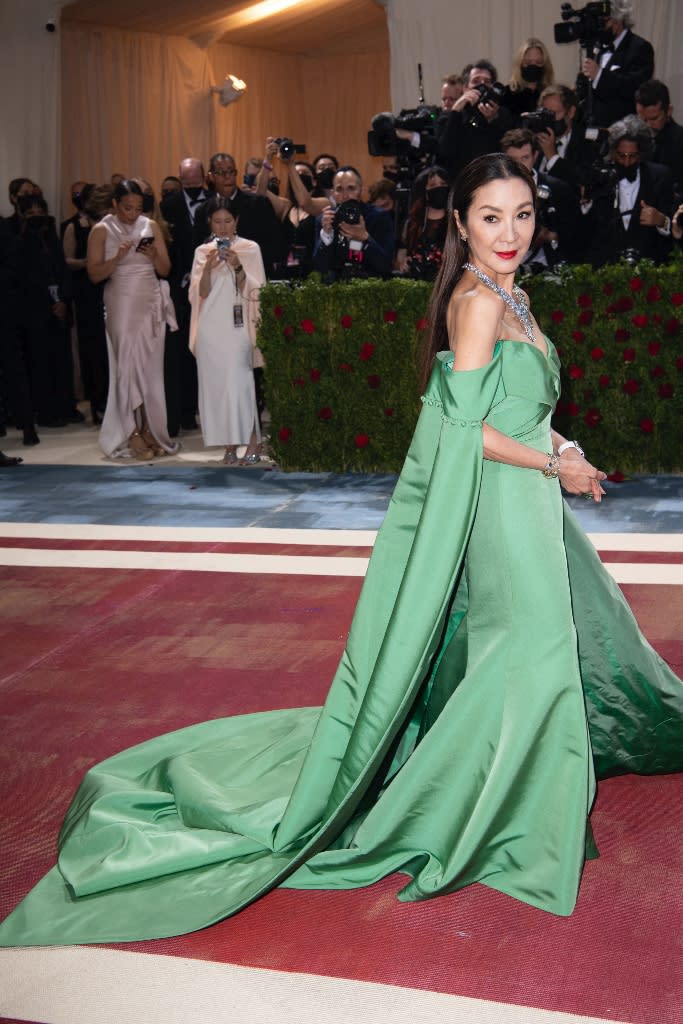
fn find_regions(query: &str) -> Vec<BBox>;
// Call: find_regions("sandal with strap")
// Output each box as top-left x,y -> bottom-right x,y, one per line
141,427 -> 166,457
221,449 -> 239,466
128,430 -> 154,461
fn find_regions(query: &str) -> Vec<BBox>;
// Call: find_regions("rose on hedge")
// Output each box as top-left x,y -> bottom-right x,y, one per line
317,407 -> 333,420
367,374 -> 381,389
639,418 -> 654,433
383,310 -> 397,323
623,348 -> 636,362
647,340 -> 661,355
623,379 -> 640,395
354,434 -> 370,448
359,343 -> 375,361
301,319 -> 316,334
569,365 -> 584,379
591,347 -> 604,360
340,315 -> 353,329
278,427 -> 292,442
310,368 -> 321,382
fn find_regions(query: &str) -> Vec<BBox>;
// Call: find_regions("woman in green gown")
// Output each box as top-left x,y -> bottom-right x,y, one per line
1,155 -> 681,947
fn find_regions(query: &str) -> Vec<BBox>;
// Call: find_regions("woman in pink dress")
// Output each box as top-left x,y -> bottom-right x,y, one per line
87,179 -> 178,460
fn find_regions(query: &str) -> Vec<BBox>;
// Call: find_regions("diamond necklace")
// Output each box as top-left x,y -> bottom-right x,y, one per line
463,262 -> 535,343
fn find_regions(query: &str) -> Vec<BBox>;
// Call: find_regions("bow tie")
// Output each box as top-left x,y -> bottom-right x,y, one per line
187,195 -> 205,206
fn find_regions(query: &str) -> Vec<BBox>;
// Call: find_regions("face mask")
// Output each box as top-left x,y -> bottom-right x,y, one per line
184,186 -> 203,201
426,186 -> 449,209
298,174 -> 313,193
521,64 -> 544,84
552,117 -> 567,137
142,194 -> 154,214
26,215 -> 50,232
618,164 -> 639,182
161,189 -> 175,200
316,167 -> 335,190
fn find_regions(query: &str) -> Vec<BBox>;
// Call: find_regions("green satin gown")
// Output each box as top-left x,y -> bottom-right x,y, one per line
2,339 -> 682,946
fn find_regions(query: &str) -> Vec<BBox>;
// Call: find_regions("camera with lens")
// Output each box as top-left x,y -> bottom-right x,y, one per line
582,160 -> 620,200
367,107 -> 439,158
522,108 -> 558,134
464,81 -> 506,128
334,200 -> 364,229
273,137 -> 306,160
554,1 -> 611,47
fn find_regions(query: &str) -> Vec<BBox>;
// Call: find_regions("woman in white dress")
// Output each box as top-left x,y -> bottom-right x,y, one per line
87,179 -> 179,460
189,197 -> 266,465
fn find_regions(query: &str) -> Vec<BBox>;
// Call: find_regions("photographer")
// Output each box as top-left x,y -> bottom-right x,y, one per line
580,0 -> 654,128
312,166 -> 394,281
501,38 -> 555,120
501,129 -> 580,267
584,115 -> 674,266
635,80 -> 683,187
534,85 -> 603,193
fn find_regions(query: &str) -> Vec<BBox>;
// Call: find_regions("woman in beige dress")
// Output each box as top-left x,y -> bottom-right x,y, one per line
87,179 -> 179,460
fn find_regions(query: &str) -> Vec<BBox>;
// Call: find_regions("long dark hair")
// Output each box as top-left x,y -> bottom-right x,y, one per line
419,153 -> 536,390
405,165 -> 449,252
112,179 -> 144,203
200,195 -> 239,240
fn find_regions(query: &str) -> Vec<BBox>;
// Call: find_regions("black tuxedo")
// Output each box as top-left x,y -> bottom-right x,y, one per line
532,170 -> 581,264
159,188 -> 209,434
192,190 -> 287,278
586,30 -> 654,128
653,119 -> 683,188
587,160 -> 674,266
539,121 -> 603,195
312,204 -> 394,281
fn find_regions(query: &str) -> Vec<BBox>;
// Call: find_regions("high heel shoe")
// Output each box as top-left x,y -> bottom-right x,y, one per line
239,451 -> 261,467
23,428 -> 40,446
141,427 -> 166,457
128,430 -> 154,461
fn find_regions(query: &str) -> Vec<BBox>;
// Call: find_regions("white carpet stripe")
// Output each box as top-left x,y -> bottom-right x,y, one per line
0,947 -> 631,1024
0,546 -> 680,584
0,522 -> 681,551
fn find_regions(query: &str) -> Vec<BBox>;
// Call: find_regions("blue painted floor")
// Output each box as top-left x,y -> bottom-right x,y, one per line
0,463 -> 681,532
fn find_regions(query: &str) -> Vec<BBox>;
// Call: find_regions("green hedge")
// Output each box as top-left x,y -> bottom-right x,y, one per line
258,262 -> 683,474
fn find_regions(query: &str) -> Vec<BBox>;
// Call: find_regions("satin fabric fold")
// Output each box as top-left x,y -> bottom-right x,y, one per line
2,341 -> 681,947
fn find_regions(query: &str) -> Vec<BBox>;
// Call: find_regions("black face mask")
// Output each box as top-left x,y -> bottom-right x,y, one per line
184,186 -> 203,201
552,117 -> 567,137
71,192 -> 83,210
142,194 -> 154,214
618,164 -> 639,182
161,189 -> 176,201
521,64 -> 544,84
598,28 -> 615,46
298,174 -> 314,193
426,186 -> 449,210
316,167 -> 335,190
25,215 -> 51,233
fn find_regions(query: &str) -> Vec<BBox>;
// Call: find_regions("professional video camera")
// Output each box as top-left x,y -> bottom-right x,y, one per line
522,108 -> 558,134
554,1 -> 611,48
273,137 -> 306,160
367,108 -> 439,158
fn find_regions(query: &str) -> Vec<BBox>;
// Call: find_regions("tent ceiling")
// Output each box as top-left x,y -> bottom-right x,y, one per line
62,0 -> 388,56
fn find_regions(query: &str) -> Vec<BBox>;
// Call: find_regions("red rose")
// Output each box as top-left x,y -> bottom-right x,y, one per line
598,374 -> 610,389
273,305 -> 283,319
384,407 -> 395,417
614,328 -> 630,342
664,317 -> 680,335
354,433 -> 370,448
671,293 -> 683,306
623,348 -> 635,362
568,402 -> 580,416
571,330 -> 585,343
607,471 -> 625,482
383,310 -> 397,323
659,383 -> 674,398
577,293 -> 593,308
569,365 -> 585,379
317,407 -> 333,420
650,366 -> 665,378
578,310 -> 593,325
647,340 -> 661,355
629,277 -> 643,292
632,314 -> 648,328
551,310 -> 565,323
300,318 -> 315,334
359,343 -> 375,361
615,296 -> 634,312
278,427 -> 292,442
310,368 -> 321,382
415,316 -> 429,330
367,374 -> 382,389
603,283 -> 614,296
590,347 -> 604,361
584,407 -> 602,428
646,286 -> 661,303
639,418 -> 655,434
283,325 -> 294,340
340,315 -> 353,329
623,379 -> 640,395
606,303 -> 616,315
291,377 -> 306,388
338,362 -> 354,373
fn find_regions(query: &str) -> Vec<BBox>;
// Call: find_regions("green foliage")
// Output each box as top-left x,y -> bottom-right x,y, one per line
258,262 -> 682,474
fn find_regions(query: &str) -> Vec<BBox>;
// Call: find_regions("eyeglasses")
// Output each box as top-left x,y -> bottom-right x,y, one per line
211,167 -> 237,177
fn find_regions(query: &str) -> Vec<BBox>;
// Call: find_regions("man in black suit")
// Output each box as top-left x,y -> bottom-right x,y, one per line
586,115 -> 674,266
580,1 -> 654,129
192,153 -> 286,277
535,85 -> 604,194
501,129 -> 580,267
635,79 -> 683,189
312,166 -> 394,281
160,157 -> 210,435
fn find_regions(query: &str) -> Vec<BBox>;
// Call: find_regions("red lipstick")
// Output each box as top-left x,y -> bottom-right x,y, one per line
495,251 -> 518,259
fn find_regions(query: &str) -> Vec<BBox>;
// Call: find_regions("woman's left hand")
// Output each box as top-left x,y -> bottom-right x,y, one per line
141,243 -> 158,262
558,451 -> 607,502
223,248 -> 242,271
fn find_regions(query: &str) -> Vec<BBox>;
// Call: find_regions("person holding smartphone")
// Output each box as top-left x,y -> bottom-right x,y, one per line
87,179 -> 179,460
188,196 -> 266,465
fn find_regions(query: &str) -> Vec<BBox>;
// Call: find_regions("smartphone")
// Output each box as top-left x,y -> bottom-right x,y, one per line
216,237 -> 231,259
136,236 -> 154,252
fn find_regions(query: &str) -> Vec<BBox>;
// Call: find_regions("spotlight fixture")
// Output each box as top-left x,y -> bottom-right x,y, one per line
211,75 -> 247,107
